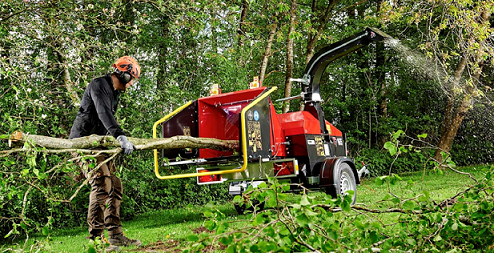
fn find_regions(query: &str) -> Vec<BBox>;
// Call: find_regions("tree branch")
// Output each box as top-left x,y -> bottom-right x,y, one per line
3,131 -> 239,152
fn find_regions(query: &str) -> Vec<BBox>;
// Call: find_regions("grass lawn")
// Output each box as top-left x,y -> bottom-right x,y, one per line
1,164 -> 491,252
357,165 -> 488,205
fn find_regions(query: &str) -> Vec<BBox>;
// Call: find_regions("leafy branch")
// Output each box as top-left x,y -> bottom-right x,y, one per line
182,131 -> 493,252
0,131 -> 239,241
184,171 -> 494,252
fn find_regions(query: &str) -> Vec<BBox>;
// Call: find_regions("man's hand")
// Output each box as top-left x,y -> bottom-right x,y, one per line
117,135 -> 135,155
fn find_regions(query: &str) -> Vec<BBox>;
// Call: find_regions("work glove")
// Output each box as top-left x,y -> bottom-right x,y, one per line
117,135 -> 135,155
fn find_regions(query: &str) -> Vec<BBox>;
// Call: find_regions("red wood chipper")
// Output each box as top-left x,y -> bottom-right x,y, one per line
152,28 -> 388,213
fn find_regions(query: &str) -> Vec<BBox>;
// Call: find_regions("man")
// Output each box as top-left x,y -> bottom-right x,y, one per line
69,56 -> 142,248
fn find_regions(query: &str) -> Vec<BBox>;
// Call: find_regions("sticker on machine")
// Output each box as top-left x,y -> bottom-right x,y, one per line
314,136 -> 325,156
254,110 -> 260,121
247,121 -> 262,152
337,138 -> 343,146
247,110 -> 253,121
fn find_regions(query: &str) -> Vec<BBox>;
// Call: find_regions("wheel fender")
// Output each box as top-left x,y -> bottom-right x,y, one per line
319,157 -> 359,187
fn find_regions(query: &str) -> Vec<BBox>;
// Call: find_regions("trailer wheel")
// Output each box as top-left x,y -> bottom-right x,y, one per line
327,163 -> 357,204
234,202 -> 246,215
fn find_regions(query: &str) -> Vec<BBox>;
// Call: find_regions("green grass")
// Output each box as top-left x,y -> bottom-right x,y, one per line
0,203 -> 241,253
357,165 -> 488,205
1,164 -> 491,252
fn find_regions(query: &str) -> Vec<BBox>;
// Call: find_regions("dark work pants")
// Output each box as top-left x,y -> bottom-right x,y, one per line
81,155 -> 123,237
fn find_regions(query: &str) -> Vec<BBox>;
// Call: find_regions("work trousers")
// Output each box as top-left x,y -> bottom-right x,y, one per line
80,154 -> 123,237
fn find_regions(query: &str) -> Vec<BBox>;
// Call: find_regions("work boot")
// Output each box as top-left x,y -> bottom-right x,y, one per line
108,233 -> 142,247
85,233 -> 105,242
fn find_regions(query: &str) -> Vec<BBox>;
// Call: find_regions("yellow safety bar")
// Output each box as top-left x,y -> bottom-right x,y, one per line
153,86 -> 278,180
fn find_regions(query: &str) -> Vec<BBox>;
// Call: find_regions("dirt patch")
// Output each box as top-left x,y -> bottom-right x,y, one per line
132,239 -> 181,252
201,243 -> 227,252
131,227 -> 214,252
191,226 -> 211,234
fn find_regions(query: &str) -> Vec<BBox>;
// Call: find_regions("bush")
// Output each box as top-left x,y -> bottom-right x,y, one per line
355,148 -> 433,176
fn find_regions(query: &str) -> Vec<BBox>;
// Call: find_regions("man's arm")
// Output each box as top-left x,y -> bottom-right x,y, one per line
90,80 -> 134,155
90,79 -> 125,138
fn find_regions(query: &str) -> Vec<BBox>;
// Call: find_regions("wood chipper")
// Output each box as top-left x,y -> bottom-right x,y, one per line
152,28 -> 388,212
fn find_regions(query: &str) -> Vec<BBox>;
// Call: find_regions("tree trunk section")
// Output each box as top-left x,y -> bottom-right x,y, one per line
283,0 -> 297,113
305,0 -> 340,64
4,132 -> 238,152
375,0 -> 388,146
238,0 -> 249,48
58,49 -> 80,107
434,95 -> 472,162
259,21 -> 278,85
376,0 -> 386,117
433,38 -> 479,162
433,8 -> 489,162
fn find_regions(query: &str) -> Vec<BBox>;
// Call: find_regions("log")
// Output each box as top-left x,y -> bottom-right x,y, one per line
4,131 -> 239,151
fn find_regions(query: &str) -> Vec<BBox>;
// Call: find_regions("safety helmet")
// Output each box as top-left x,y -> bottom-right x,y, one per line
113,56 -> 141,84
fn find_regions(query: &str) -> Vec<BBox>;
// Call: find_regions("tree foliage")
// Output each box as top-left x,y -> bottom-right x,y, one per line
380,0 -> 494,161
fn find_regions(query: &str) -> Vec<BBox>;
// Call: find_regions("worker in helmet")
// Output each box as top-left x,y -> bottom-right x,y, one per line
69,56 -> 142,248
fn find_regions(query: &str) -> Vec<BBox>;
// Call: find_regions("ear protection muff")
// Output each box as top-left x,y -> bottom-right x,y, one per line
120,71 -> 132,84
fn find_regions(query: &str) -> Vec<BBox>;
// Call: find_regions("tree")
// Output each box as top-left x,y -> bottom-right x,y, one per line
381,0 -> 494,162
237,0 -> 249,48
282,0 -> 298,113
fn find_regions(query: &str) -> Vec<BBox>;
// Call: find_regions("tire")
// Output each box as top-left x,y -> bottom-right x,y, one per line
234,198 -> 265,215
326,163 -> 357,204
234,202 -> 246,215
